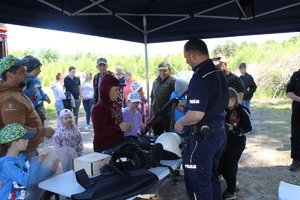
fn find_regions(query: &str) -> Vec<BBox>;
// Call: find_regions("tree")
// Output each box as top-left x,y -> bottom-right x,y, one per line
212,40 -> 239,58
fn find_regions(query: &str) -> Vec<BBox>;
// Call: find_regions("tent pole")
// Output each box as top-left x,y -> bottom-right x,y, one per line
143,15 -> 151,118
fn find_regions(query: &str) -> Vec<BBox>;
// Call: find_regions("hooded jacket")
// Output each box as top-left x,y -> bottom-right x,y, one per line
92,74 -> 124,149
0,84 -> 48,154
24,76 -> 49,107
0,154 -> 53,199
50,81 -> 66,102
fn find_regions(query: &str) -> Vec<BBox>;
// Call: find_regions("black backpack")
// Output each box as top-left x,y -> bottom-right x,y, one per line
63,92 -> 74,109
101,142 -> 164,175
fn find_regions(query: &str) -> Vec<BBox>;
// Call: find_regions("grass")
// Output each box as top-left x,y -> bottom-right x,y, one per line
43,87 -> 58,120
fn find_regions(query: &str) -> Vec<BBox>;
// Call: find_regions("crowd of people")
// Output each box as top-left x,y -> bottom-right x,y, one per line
4,37 -> 300,200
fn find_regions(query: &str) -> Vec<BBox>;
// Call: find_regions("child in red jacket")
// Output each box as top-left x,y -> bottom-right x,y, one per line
92,74 -> 133,152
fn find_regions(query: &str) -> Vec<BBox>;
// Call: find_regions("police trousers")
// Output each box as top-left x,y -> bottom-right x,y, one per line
183,128 -> 226,200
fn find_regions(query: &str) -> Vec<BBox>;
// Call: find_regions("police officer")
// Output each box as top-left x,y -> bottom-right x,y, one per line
175,38 -> 229,200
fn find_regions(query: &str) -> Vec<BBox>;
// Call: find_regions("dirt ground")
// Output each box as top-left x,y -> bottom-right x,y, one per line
136,101 -> 300,200
39,101 -> 300,200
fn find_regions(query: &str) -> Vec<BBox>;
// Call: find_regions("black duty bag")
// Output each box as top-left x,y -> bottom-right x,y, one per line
72,168 -> 158,200
115,135 -> 152,151
101,142 -> 164,176
63,91 -> 75,109
103,143 -> 148,174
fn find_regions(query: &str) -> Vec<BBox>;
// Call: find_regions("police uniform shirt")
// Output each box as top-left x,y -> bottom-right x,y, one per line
187,59 -> 229,127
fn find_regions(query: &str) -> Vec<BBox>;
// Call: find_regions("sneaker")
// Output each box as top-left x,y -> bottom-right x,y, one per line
84,125 -> 90,129
222,192 -> 237,200
289,159 -> 300,171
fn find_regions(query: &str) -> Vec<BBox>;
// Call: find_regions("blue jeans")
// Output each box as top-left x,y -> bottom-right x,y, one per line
242,100 -> 250,110
82,99 -> 93,125
55,101 -> 65,128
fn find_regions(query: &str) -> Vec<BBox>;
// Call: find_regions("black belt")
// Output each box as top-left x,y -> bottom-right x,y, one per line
191,124 -> 224,140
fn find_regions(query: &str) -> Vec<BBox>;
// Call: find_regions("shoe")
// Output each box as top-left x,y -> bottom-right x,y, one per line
84,125 -> 90,129
222,191 -> 237,200
289,159 -> 300,171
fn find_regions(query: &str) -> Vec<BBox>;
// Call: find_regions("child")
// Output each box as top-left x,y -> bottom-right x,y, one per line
92,74 -> 132,152
122,91 -> 143,136
170,79 -> 188,137
130,82 -> 149,126
50,73 -> 66,129
0,123 -> 58,199
53,109 -> 84,156
219,87 -> 252,200
23,55 -> 51,126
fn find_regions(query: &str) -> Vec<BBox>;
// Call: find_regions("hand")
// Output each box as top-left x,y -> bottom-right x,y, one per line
226,123 -> 233,131
51,159 -> 60,173
83,97 -> 90,101
174,122 -> 184,134
44,126 -> 55,139
119,122 -> 133,132
176,101 -> 186,111
45,97 -> 51,104
38,152 -> 49,162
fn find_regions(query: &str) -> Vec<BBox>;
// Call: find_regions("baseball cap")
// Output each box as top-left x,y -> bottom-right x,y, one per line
114,81 -> 126,87
0,123 -> 36,144
97,57 -> 107,65
127,92 -> 142,103
0,55 -> 29,74
60,109 -> 73,118
157,61 -> 170,70
130,82 -> 142,92
212,54 -> 227,65
24,55 -> 43,73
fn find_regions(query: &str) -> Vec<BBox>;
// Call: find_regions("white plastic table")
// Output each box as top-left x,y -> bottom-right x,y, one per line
38,159 -> 182,199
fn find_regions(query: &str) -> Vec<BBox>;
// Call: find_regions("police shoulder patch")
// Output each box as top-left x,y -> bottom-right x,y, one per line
189,99 -> 200,104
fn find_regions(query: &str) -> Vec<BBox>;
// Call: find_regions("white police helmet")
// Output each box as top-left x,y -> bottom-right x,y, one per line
155,132 -> 184,160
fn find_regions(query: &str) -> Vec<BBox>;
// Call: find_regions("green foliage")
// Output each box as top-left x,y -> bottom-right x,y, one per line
212,40 -> 240,58
7,34 -> 300,99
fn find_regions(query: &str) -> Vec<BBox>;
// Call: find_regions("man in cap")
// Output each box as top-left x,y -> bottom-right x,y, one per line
213,54 -> 244,103
93,58 -> 113,104
0,55 -> 55,160
150,61 -> 176,135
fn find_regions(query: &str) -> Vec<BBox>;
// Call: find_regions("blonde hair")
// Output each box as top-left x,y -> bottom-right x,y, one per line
85,71 -> 93,83
228,87 -> 239,122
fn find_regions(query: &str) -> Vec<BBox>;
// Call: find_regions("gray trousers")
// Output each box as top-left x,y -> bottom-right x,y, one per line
72,99 -> 81,125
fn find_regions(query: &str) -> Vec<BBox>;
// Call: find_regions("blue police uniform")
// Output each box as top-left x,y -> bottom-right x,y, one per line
183,59 -> 229,200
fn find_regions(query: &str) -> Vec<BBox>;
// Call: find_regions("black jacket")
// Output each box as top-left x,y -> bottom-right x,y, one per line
225,104 -> 252,136
240,73 -> 257,100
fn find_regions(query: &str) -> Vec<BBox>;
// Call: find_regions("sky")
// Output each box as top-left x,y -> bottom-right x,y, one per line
4,24 -> 300,57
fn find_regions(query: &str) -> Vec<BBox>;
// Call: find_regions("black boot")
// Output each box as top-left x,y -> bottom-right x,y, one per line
289,159 -> 300,171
